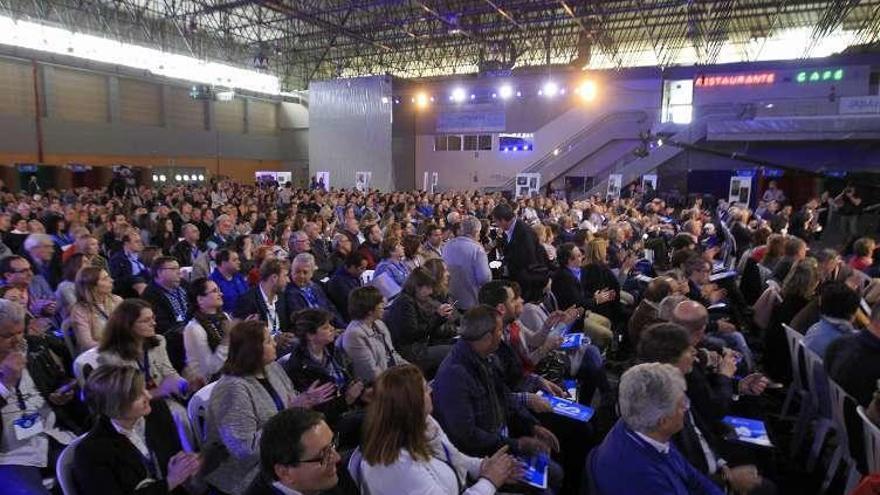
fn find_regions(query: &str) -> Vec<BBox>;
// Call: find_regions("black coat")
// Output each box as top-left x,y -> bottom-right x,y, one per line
73,415 -> 182,495
550,267 -> 592,312
326,267 -> 362,322
285,283 -> 345,328
109,251 -> 150,298
283,342 -> 353,425
233,286 -> 293,333
502,219 -> 549,287
383,292 -> 447,362
171,240 -> 204,268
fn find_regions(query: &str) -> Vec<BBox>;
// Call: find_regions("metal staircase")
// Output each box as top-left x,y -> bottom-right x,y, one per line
585,104 -> 743,198
498,110 -> 649,191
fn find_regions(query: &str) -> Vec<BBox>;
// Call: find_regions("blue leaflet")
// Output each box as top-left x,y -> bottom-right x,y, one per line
519,453 -> 549,489
722,416 -> 773,447
539,392 -> 595,423
559,332 -> 584,350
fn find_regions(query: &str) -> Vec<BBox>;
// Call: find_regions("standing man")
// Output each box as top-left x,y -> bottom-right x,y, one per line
491,203 -> 548,289
442,216 -> 491,311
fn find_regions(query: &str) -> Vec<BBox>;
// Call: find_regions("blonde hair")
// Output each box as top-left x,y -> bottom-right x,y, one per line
583,238 -> 608,266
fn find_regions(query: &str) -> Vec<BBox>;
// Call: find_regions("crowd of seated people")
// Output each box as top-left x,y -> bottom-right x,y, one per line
1,176 -> 880,495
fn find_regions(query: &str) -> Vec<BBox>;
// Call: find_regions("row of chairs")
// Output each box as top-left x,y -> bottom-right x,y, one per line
783,324 -> 880,494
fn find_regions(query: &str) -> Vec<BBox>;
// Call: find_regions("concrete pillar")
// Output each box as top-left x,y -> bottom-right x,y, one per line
107,76 -> 120,123
40,65 -> 54,118
160,85 -> 170,128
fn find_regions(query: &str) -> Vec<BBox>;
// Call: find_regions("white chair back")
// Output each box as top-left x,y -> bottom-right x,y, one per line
783,325 -> 804,391
187,381 -> 216,446
56,433 -> 88,495
72,348 -> 100,387
802,346 -> 831,419
278,352 -> 292,366
858,405 -> 880,473
828,379 -> 855,456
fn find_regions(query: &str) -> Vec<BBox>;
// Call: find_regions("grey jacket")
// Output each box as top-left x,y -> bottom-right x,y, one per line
203,362 -> 297,494
442,236 -> 492,311
339,319 -> 408,384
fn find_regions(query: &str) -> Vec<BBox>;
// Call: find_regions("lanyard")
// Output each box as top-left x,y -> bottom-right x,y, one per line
138,349 -> 155,389
302,286 -> 319,308
14,383 -> 28,417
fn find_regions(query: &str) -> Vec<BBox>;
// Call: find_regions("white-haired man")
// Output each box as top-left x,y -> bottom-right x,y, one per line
588,362 -> 723,495
442,216 -> 491,311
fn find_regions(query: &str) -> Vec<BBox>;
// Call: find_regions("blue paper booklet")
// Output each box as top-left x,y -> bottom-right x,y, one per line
538,391 -> 595,423
559,332 -> 584,350
519,454 -> 549,489
722,416 -> 773,447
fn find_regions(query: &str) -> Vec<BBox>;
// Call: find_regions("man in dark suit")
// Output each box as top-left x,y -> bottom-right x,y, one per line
326,253 -> 367,322
233,259 -> 294,351
171,223 -> 204,268
245,408 -> 343,495
108,229 -> 149,298
286,253 -> 346,328
141,256 -> 191,334
637,323 -> 772,495
141,256 -> 191,371
491,203 -> 548,288
551,243 -> 590,311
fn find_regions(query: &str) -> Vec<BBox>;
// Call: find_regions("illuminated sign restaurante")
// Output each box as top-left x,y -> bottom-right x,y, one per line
694,73 -> 776,88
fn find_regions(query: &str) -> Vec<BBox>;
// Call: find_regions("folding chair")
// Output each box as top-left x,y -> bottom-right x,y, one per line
823,379 -> 860,494
857,405 -> 880,473
802,348 -> 835,473
55,433 -> 88,495
780,324 -> 804,419
187,381 -> 216,447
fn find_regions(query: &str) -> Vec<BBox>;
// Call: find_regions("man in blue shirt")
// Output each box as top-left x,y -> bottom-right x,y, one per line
210,248 -> 249,313
589,362 -> 723,495
804,281 -> 860,359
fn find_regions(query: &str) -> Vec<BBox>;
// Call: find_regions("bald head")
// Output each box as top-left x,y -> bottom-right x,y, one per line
672,300 -> 708,344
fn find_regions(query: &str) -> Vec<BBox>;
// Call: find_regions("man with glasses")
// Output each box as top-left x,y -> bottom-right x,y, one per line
246,408 -> 341,495
23,234 -> 61,291
0,299 -> 75,495
0,255 -> 57,318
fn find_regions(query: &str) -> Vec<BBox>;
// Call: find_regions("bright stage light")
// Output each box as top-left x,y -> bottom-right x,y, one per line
175,175 -> 182,181
451,87 -> 466,102
415,92 -> 430,108
542,81 -> 559,97
576,80 -> 598,101
498,84 -> 514,100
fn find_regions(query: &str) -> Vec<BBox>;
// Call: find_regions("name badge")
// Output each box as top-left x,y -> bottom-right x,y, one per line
13,413 -> 44,440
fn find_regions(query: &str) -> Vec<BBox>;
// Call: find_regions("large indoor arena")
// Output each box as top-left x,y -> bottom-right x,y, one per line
0,1 -> 879,494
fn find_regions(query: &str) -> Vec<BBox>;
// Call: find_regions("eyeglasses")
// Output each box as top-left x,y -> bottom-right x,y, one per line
9,267 -> 32,274
298,434 -> 338,466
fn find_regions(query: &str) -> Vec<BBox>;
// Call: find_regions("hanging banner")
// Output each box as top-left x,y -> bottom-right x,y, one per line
437,110 -> 506,133
607,174 -> 622,199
